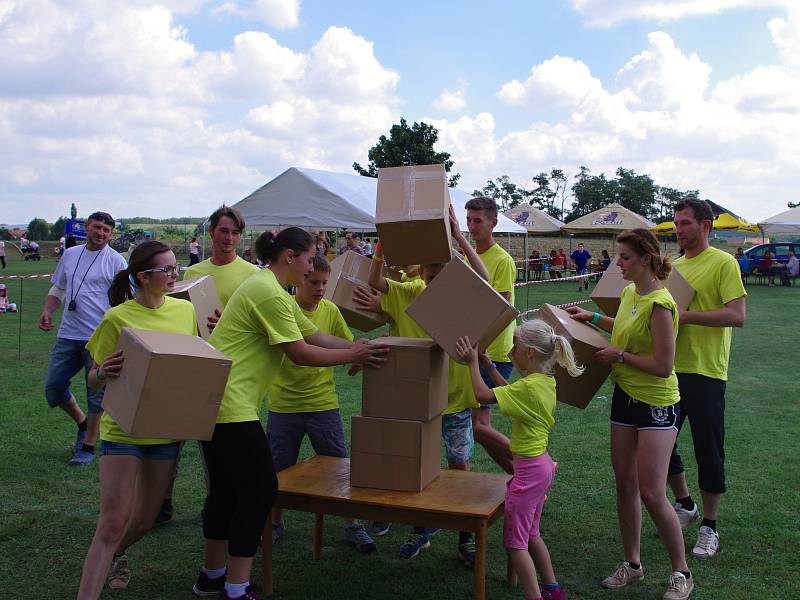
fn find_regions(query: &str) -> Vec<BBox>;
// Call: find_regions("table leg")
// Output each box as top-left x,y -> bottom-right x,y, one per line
474,520 -> 488,600
507,552 -> 518,587
313,513 -> 324,560
262,518 -> 273,596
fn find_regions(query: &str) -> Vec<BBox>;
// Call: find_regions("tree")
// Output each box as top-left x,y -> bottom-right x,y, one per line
70,203 -> 77,220
614,167 -> 656,219
567,166 -> 616,221
549,169 -> 571,221
50,216 -> 67,240
472,175 -> 525,212
353,118 -> 461,187
528,172 -> 556,216
26,218 -> 50,241
0,227 -> 12,241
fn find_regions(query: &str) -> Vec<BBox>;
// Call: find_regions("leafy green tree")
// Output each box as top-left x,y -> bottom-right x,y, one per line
26,218 -> 51,240
567,166 -> 616,221
472,175 -> 525,211
528,172 -> 556,216
50,216 -> 67,240
614,167 -> 656,219
549,169 -> 570,221
0,227 -> 13,241
353,118 -> 461,187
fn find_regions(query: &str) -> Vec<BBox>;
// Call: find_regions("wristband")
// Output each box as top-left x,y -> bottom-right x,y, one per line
372,255 -> 384,263
590,311 -> 601,325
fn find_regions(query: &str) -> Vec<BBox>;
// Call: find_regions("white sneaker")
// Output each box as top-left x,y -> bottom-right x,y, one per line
692,525 -> 720,559
600,561 -> 644,589
663,571 -> 694,600
673,502 -> 699,529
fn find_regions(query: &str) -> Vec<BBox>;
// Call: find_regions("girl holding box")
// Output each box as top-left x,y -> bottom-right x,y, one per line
77,241 -> 196,599
456,320 -> 582,600
566,228 -> 694,600
194,228 -> 387,600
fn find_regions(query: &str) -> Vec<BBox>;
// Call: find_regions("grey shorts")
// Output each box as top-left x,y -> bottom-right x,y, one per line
267,409 -> 348,472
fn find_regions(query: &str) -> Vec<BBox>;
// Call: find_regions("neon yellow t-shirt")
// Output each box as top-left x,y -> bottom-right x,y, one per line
183,256 -> 259,308
673,247 -> 747,381
611,285 -> 680,407
209,269 -> 317,423
268,299 -> 353,413
380,278 -> 477,414
494,373 -> 556,457
87,297 -> 198,445
478,243 -> 516,363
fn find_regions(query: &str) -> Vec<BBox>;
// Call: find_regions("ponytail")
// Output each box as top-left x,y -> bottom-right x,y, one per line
255,227 -> 314,264
653,254 -> 672,281
516,319 -> 584,377
108,240 -> 172,307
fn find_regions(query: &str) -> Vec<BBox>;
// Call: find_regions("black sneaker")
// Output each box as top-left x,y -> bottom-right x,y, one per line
192,568 -> 226,597
154,500 -> 175,526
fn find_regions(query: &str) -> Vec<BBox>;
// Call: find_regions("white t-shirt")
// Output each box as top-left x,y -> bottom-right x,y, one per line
190,241 -> 199,255
0,241 -> 5,256
52,244 -> 127,341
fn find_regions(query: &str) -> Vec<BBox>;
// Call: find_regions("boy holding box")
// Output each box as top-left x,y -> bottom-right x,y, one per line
465,196 -> 517,475
267,255 -> 377,553
353,207 -> 490,567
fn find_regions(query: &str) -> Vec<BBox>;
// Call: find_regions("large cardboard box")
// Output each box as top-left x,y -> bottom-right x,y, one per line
167,276 -> 222,341
376,164 -> 453,266
405,257 -> 519,363
591,260 -> 696,316
350,414 -> 441,492
325,251 -> 400,332
362,337 -> 447,421
103,328 -> 231,440
538,303 -> 611,409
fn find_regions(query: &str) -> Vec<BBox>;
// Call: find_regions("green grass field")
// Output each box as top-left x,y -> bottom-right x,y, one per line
1,252 -> 797,600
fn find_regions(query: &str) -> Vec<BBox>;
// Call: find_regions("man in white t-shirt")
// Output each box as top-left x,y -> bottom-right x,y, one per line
0,239 -> 6,269
39,212 -> 127,466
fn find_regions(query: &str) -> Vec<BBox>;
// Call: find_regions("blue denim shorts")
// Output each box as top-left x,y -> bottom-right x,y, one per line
442,409 -> 474,465
267,409 -> 347,472
478,362 -> 514,409
44,337 -> 104,414
99,440 -> 181,460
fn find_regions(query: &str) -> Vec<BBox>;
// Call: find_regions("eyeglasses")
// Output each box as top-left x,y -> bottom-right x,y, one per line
142,265 -> 179,275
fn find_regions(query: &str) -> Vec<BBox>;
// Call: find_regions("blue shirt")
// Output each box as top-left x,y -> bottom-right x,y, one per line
571,249 -> 591,270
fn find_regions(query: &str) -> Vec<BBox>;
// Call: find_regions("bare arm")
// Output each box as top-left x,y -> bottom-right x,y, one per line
480,353 -> 510,387
305,330 -> 354,350
455,336 -> 497,404
87,351 -> 124,389
599,305 -> 675,378
38,289 -> 64,332
367,242 -> 389,293
566,306 -> 615,333
450,205 -> 490,281
281,338 -> 388,368
680,296 -> 746,328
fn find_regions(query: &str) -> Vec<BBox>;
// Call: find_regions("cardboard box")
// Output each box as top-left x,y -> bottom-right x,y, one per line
591,260 -> 696,316
538,303 -> 611,409
376,164 -> 453,266
362,337 -> 448,421
325,251 -> 400,332
405,257 -> 519,363
350,414 -> 441,492
103,328 -> 231,440
167,276 -> 222,341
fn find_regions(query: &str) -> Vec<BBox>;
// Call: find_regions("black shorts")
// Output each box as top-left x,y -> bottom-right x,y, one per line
610,385 -> 680,431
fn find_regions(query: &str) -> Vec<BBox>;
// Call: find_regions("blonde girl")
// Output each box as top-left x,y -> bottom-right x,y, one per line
456,319 -> 583,600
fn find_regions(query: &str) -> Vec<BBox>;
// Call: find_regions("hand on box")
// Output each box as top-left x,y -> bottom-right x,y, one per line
455,336 -> 479,364
100,350 -> 125,379
594,345 -> 622,366
351,338 -> 389,368
207,308 -> 221,333
566,306 -> 593,321
352,286 -> 382,313
478,350 -> 493,369
449,204 -> 465,243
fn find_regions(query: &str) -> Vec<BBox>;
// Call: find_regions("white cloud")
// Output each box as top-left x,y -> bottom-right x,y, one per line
570,0 -> 789,27
433,79 -> 468,112
214,0 -> 300,29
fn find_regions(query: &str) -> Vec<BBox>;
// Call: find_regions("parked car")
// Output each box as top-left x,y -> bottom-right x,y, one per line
739,243 -> 799,275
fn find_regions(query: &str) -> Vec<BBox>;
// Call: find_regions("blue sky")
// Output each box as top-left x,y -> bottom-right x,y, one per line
1,0 -> 798,224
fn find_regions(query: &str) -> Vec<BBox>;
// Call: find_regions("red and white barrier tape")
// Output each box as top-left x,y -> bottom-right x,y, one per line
0,273 -> 53,279
519,298 -> 593,319
514,271 -> 602,287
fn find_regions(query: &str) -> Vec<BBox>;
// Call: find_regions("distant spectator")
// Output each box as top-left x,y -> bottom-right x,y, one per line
782,250 -> 798,286
734,247 -> 744,260
59,236 -> 66,256
338,233 -> 364,255
316,231 -> 329,256
549,249 -> 563,279
189,237 -> 200,266
601,249 -> 611,271
571,242 -> 592,291
757,250 -> 775,286
363,238 -> 373,258
0,283 -> 16,312
0,239 -> 5,269
528,250 -> 542,280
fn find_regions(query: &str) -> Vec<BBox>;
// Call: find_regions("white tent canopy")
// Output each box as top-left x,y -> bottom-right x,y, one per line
230,167 -> 526,234
758,206 -> 800,234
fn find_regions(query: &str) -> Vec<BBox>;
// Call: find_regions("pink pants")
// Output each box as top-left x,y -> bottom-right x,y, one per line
503,452 -> 555,550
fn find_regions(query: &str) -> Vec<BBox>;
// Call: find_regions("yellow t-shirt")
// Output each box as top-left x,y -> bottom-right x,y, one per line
268,299 -> 353,413
493,373 -> 556,457
209,269 -> 317,423
87,297 -> 198,445
611,285 -> 680,407
673,247 -> 747,381
380,278 -> 478,414
183,256 -> 260,308
478,243 -> 516,363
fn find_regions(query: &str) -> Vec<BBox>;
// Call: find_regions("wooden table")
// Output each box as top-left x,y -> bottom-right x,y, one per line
262,456 -> 511,600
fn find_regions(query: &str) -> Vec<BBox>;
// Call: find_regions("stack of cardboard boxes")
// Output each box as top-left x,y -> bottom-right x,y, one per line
350,338 -> 447,492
